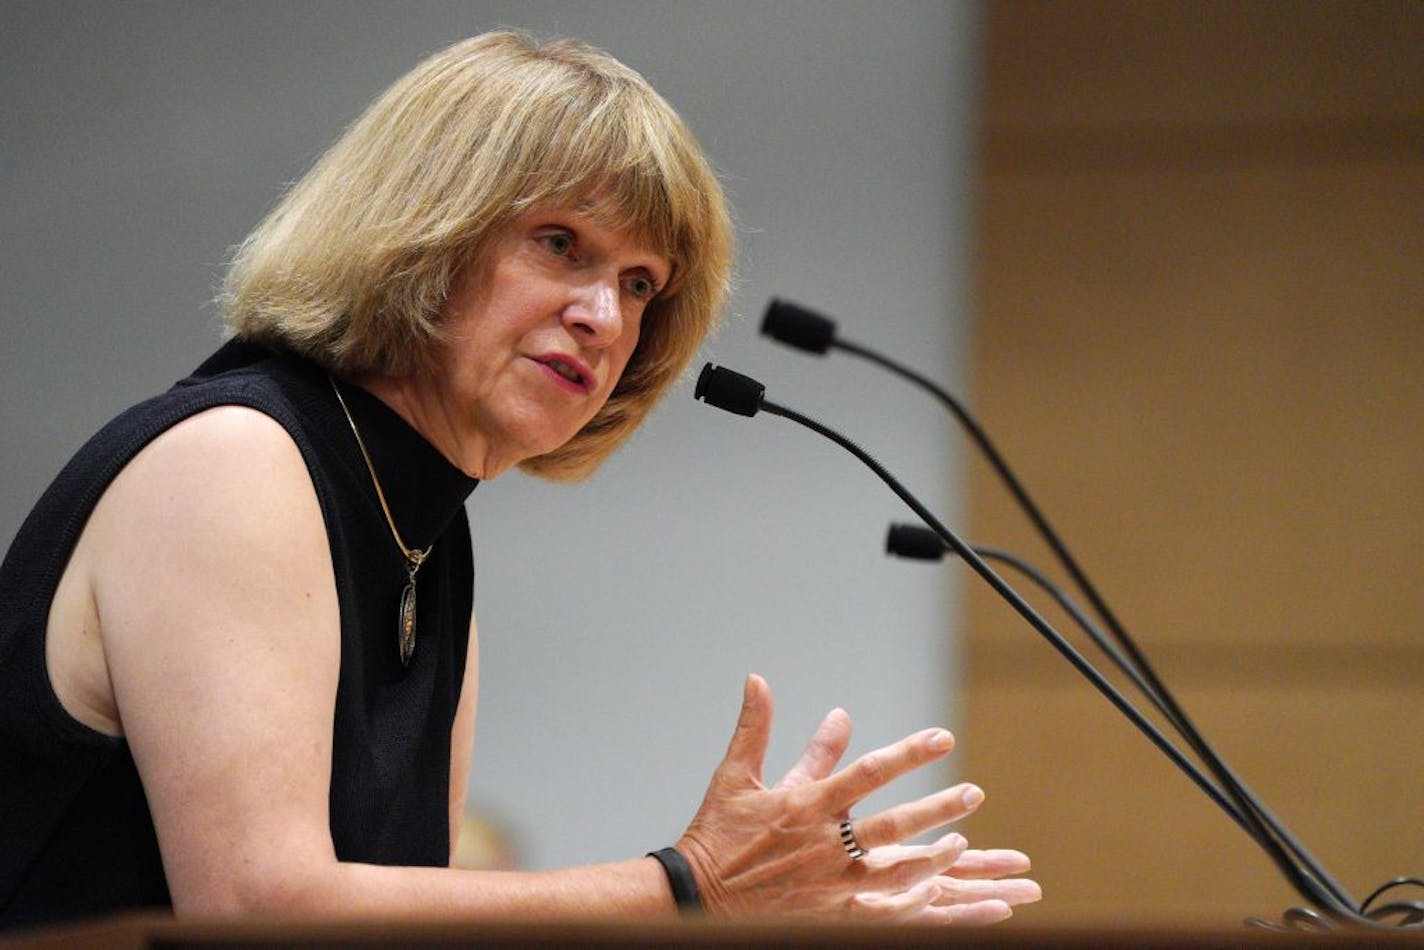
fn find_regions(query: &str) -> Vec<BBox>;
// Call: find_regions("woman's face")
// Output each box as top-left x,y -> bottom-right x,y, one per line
425,206 -> 671,478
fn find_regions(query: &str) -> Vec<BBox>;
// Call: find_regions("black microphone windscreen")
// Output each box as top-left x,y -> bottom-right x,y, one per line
695,363 -> 765,417
761,298 -> 836,354
886,523 -> 947,561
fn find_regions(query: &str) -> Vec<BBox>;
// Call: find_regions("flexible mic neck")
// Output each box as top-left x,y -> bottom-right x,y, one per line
758,300 -> 1364,920
695,361 -> 1369,927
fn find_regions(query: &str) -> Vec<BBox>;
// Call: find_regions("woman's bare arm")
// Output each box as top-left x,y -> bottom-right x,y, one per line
78,405 -> 1035,921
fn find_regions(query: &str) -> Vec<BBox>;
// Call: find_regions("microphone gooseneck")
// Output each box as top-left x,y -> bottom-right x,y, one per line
696,358 -> 1413,931
757,299 -> 1397,926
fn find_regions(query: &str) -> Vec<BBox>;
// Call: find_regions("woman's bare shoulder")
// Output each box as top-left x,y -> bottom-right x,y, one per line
83,401 -> 338,660
101,404 -> 316,530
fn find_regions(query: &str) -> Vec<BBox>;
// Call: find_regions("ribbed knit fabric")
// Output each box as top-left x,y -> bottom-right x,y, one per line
0,340 -> 478,928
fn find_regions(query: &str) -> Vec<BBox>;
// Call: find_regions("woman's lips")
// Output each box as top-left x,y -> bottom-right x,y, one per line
533,354 -> 594,394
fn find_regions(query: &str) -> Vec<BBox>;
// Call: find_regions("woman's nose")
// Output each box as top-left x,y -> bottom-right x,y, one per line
563,277 -> 623,345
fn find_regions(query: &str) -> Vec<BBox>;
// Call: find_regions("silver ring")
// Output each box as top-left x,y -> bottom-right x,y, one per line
839,819 -> 867,860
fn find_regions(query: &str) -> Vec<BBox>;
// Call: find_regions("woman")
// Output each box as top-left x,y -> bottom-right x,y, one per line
0,32 -> 1039,928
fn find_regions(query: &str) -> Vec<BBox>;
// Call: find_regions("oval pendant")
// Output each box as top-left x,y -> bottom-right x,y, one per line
398,581 -> 417,667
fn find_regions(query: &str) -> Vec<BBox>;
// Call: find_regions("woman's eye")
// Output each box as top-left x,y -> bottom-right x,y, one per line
626,275 -> 657,300
542,233 -> 574,257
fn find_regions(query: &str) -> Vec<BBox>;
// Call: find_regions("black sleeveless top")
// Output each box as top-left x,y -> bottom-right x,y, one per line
0,340 -> 479,928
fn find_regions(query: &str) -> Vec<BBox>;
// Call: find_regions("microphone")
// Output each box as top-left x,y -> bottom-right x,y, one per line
884,522 -> 947,562
761,298 -> 836,354
695,361 -> 1406,931
760,299 -> 1384,927
693,363 -> 765,417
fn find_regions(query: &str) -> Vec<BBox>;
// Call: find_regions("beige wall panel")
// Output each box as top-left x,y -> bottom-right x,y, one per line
970,161 -> 1424,652
967,161 -> 1422,924
966,1 -> 1423,926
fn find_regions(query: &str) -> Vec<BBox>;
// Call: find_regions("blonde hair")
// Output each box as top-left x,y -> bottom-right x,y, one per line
222,31 -> 733,480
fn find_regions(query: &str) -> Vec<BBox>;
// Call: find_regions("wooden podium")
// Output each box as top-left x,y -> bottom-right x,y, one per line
6,914 -> 1420,948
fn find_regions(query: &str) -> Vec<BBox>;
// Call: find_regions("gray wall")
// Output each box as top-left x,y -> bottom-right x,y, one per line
2,1 -> 981,871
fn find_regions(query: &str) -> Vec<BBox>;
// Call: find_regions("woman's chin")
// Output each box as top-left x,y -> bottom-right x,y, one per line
476,434 -> 572,479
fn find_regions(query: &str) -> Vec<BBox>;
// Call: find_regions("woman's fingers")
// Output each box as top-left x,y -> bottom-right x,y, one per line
859,832 -> 967,888
864,842 -> 1040,907
850,878 -> 940,922
820,728 -> 956,812
849,783 -> 983,850
850,841 -> 1036,925
931,898 -> 1016,926
774,707 -> 852,789
933,874 -> 1043,908
946,848 -> 1033,879
717,674 -> 774,786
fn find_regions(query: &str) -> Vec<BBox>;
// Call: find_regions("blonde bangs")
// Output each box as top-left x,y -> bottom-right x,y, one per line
502,76 -> 696,273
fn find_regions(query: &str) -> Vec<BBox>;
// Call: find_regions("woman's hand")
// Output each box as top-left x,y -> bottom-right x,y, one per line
676,675 -> 1040,923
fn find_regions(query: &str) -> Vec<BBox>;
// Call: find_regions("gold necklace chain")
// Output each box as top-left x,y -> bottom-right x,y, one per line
329,377 -> 432,568
330,376 -> 431,667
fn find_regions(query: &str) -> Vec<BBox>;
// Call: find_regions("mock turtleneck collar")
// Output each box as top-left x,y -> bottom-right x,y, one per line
329,376 -> 479,552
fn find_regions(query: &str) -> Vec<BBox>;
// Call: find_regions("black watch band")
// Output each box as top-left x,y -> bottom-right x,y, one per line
648,846 -> 703,914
